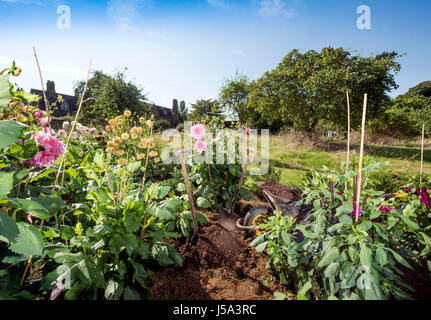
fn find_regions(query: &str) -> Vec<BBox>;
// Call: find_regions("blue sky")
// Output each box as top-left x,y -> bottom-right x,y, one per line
0,0 -> 430,109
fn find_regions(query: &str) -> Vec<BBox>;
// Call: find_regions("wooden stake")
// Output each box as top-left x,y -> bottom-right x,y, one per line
53,57 -> 92,190
355,94 -> 367,224
141,125 -> 153,191
420,124 -> 425,185
32,47 -> 51,131
345,90 -> 351,192
179,149 -> 199,238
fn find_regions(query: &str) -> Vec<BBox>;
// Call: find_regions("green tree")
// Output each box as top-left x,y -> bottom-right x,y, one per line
188,99 -> 225,122
248,47 -> 402,132
219,73 -> 250,122
373,82 -> 431,137
74,68 -> 148,125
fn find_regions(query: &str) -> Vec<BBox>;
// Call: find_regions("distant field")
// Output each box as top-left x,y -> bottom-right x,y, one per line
250,133 -> 431,188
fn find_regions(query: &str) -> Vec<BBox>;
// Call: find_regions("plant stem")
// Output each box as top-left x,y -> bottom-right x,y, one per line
345,90 -> 351,193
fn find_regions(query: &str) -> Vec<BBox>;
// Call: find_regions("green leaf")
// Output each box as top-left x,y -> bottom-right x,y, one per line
387,248 -> 413,269
339,214 -> 353,225
123,234 -> 138,255
93,151 -> 105,170
105,280 -> 123,300
158,186 -> 171,199
0,74 -> 12,108
123,286 -> 140,300
318,248 -> 339,268
255,241 -> 268,253
376,247 -> 387,267
0,120 -> 27,150
0,172 -> 14,200
148,207 -> 174,220
336,201 -> 353,217
0,210 -> 19,243
127,161 -> 141,173
9,222 -> 44,256
348,246 -> 360,264
124,213 -> 140,233
357,221 -> 372,232
273,292 -> 287,300
5,196 -> 66,220
196,197 -> 211,209
395,213 -> 420,230
297,281 -> 312,300
359,241 -> 372,269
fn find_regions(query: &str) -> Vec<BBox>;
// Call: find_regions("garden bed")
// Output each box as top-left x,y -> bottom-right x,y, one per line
148,214 -> 293,300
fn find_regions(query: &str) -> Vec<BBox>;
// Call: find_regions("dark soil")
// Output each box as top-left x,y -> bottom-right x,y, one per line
148,216 -> 293,300
398,261 -> 431,300
258,181 -> 303,201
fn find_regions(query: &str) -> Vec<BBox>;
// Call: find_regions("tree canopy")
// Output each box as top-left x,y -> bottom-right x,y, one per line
188,99 -> 225,122
245,47 -> 402,131
74,69 -> 148,125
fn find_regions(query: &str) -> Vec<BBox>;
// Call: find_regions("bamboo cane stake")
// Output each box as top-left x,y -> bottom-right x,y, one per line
54,57 -> 92,189
355,94 -> 367,224
33,47 -> 52,131
345,90 -> 351,192
179,149 -> 199,238
420,124 -> 425,185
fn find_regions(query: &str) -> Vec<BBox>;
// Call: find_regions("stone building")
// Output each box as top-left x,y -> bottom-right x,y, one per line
149,99 -> 181,127
30,80 -> 78,117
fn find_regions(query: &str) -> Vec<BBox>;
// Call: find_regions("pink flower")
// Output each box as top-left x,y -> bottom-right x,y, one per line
40,117 -> 50,127
191,124 -> 206,140
246,127 -> 251,134
32,110 -> 43,119
27,212 -> 39,224
26,130 -> 65,167
194,140 -> 207,153
349,204 -> 363,218
50,282 -> 64,300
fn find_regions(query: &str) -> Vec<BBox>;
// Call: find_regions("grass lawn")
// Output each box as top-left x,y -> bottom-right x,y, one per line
250,134 -> 431,188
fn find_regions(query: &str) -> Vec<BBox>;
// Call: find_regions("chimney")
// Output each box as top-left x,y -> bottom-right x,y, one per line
46,80 -> 55,96
172,99 -> 180,125
74,88 -> 79,98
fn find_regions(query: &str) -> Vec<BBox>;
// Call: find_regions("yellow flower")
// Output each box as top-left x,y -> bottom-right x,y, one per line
108,119 -> 116,126
347,178 -> 353,183
105,125 -> 111,132
124,110 -> 132,117
115,116 -> 124,124
154,157 -> 160,163
148,140 -> 155,149
137,127 -> 143,135
149,151 -> 158,157
117,158 -> 127,165
131,133 -> 139,140
106,147 -> 114,153
116,149 -> 125,156
146,120 -> 153,128
113,137 -> 122,145
121,133 -> 130,141
396,193 -> 408,198
137,153 -> 146,160
140,138 -> 148,148
139,117 -> 145,123
130,156 -> 136,162
131,126 -> 139,134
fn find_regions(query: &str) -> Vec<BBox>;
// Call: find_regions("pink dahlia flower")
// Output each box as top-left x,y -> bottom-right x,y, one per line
191,124 -> 206,140
40,117 -> 50,127
26,130 -> 65,167
194,140 -> 207,153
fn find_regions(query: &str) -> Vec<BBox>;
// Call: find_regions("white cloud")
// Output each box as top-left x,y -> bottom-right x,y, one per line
0,56 -> 87,77
206,0 -> 228,9
258,0 -> 293,18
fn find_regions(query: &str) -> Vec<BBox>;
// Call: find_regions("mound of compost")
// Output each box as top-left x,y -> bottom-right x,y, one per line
258,182 -> 302,201
148,219 -> 292,300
